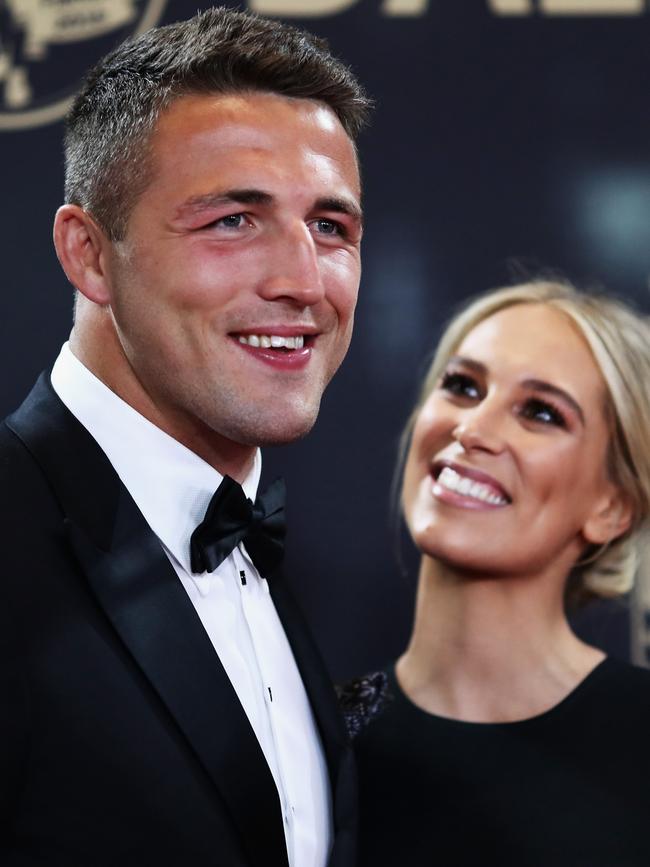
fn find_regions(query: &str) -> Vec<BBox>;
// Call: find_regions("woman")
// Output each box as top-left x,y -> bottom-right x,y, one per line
342,280 -> 650,866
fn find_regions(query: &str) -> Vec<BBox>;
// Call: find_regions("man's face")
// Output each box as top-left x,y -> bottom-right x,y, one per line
103,91 -> 362,451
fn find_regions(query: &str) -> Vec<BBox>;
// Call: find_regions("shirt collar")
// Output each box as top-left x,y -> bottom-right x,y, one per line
50,342 -> 262,580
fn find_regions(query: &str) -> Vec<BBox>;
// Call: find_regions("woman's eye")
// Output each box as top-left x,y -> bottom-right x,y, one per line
439,371 -> 480,400
521,398 -> 567,428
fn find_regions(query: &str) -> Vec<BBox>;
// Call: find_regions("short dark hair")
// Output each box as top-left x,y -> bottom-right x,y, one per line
64,6 -> 372,241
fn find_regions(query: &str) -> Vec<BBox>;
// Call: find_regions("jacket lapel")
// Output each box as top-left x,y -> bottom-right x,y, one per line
7,374 -> 289,867
269,570 -> 357,866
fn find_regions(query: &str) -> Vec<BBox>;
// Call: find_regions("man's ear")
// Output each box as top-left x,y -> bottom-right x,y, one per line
53,204 -> 112,305
582,484 -> 634,547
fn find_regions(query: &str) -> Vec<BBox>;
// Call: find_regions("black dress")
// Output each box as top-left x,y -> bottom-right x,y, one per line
340,658 -> 650,866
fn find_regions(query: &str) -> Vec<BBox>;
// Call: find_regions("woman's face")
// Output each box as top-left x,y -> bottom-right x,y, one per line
402,303 -> 628,582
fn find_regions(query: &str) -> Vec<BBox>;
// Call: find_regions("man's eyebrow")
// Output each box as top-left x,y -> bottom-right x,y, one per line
174,189 -> 274,218
173,190 -> 362,225
446,357 -> 586,424
313,196 -> 363,226
522,379 -> 585,425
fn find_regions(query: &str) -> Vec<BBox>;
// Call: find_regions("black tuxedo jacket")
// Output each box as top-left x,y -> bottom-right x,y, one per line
0,374 -> 356,866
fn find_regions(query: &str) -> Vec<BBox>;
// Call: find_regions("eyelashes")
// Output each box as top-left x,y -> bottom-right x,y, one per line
199,213 -> 349,241
518,397 -> 567,428
439,371 -> 480,400
312,218 -> 346,237
201,213 -> 251,232
439,370 -> 569,429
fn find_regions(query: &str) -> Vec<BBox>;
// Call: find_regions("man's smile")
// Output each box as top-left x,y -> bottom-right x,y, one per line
231,327 -> 319,370
237,334 -> 306,349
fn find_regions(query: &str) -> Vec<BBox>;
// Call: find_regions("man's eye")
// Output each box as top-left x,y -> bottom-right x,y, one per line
313,218 -> 342,236
215,214 -> 246,229
520,398 -> 567,428
439,371 -> 480,400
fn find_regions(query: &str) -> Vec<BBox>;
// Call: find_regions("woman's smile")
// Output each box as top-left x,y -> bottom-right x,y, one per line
432,462 -> 510,509
403,302 -> 622,581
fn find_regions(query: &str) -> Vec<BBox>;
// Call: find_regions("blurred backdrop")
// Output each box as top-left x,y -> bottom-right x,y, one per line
2,0 -> 649,680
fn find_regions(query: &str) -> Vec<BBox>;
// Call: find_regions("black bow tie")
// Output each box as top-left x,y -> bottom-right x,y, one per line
189,475 -> 286,577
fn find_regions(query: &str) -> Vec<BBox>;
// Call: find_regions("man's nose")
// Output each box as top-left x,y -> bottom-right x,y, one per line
257,221 -> 325,306
452,400 -> 507,455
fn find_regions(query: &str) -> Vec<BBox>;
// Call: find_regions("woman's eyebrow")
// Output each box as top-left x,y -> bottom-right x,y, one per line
522,379 -> 585,425
447,356 -> 486,374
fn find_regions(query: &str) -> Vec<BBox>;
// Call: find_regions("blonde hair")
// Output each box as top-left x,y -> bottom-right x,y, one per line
400,280 -> 650,604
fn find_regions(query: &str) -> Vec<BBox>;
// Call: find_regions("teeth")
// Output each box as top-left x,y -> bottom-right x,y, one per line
458,477 -> 472,495
238,334 -> 305,349
436,467 -> 507,505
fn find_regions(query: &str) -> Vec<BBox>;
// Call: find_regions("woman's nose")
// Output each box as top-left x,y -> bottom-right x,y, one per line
452,403 -> 506,454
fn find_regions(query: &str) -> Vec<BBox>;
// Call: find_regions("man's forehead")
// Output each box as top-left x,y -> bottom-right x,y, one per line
146,91 -> 361,202
153,91 -> 350,150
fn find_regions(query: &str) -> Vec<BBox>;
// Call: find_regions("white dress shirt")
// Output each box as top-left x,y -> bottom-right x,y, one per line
51,342 -> 332,867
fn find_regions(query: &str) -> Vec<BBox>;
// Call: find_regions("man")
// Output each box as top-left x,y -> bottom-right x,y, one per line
0,8 -> 370,866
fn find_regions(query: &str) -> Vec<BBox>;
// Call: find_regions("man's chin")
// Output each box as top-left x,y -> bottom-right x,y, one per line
213,398 -> 321,448
241,415 -> 318,447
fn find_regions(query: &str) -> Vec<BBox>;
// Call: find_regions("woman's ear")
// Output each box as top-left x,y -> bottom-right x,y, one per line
582,484 -> 634,547
53,205 -> 112,306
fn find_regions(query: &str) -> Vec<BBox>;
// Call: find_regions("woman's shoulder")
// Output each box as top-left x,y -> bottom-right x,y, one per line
336,669 -> 395,740
551,656 -> 650,733
595,656 -> 650,698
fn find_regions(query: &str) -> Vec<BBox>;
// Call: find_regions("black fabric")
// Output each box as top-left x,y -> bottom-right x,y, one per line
351,657 -> 650,867
190,475 -> 286,576
0,373 -> 357,867
337,671 -> 391,740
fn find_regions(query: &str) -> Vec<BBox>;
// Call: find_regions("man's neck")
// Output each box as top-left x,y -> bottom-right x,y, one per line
69,324 -> 256,483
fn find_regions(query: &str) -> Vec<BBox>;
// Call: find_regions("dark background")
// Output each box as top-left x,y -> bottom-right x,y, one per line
2,0 -> 649,680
